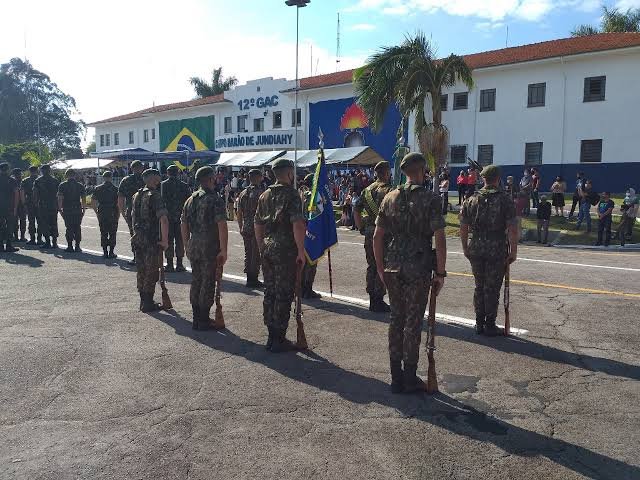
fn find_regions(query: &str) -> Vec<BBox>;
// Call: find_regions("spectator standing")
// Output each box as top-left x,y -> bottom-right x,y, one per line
519,168 -> 532,216
351,190 -> 360,230
536,195 -> 551,244
531,168 -> 540,209
466,169 -> 477,198
439,173 -> 450,215
575,180 -> 594,232
551,176 -> 566,217
505,175 -> 519,202
596,192 -> 614,246
617,188 -> 638,246
456,170 -> 467,205
568,172 -> 585,219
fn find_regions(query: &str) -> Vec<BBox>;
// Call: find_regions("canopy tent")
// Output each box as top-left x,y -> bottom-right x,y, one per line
51,158 -> 114,171
153,150 -> 220,162
91,148 -> 219,164
91,148 -> 155,160
275,146 -> 384,168
214,150 -> 286,168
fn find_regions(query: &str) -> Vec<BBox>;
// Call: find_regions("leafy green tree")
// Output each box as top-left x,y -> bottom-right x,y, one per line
572,5 -> 640,36
85,141 -> 96,157
0,58 -> 84,158
354,31 -> 473,170
0,142 -> 52,169
189,67 -> 238,98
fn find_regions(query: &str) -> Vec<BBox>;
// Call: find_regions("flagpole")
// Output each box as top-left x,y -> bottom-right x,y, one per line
327,249 -> 334,297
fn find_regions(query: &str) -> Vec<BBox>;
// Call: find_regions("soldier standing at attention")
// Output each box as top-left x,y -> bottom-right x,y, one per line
354,161 -> 394,312
373,153 -> 446,394
131,169 -> 169,312
0,163 -> 20,253
11,169 -> 27,242
22,166 -> 40,245
460,165 -> 518,337
254,158 -> 306,353
161,165 -> 190,272
92,171 -> 119,258
118,160 -> 145,265
57,169 -> 86,252
181,167 -> 228,330
33,164 -> 60,249
299,173 -> 320,299
237,169 -> 264,289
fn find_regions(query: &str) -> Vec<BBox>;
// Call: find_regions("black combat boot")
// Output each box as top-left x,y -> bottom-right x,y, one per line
4,242 -> 18,253
175,257 -> 186,272
370,296 -> 391,313
52,237 -> 58,249
109,246 -> 117,258
74,242 -> 82,253
265,327 -> 275,350
42,238 -> 52,249
270,329 -> 296,353
141,293 -> 162,313
139,291 -> 144,311
475,317 -> 485,335
191,305 -> 201,330
246,277 -> 264,288
65,243 -> 74,253
390,360 -> 404,394
303,288 -> 321,299
164,257 -> 175,272
484,318 -> 500,337
102,247 -> 109,258
26,236 -> 36,245
403,363 -> 426,394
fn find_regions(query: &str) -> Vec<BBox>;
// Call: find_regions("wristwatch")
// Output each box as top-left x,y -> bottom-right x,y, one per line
435,271 -> 447,278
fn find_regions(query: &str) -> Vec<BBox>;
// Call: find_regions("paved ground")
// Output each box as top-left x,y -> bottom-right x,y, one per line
1,212 -> 639,479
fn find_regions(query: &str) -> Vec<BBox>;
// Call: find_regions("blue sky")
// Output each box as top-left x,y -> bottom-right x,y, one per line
1,0 -> 638,135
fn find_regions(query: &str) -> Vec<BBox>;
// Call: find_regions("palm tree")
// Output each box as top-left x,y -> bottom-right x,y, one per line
189,67 -> 238,98
572,5 -> 640,36
354,32 -> 473,171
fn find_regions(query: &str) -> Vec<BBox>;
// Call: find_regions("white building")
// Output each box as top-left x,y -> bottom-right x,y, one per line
89,33 -> 640,191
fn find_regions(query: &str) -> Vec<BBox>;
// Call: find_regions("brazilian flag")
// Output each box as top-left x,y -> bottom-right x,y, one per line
159,116 -> 215,169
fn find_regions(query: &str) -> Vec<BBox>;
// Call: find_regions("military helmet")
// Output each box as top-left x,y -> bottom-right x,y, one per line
400,152 -> 426,171
195,166 -> 215,182
480,165 -> 501,181
142,168 -> 161,180
102,170 -> 113,178
166,164 -> 179,175
272,158 -> 294,171
374,161 -> 390,173
130,160 -> 143,170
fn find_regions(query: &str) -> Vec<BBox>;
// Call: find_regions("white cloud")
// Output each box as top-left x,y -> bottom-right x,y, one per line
350,23 -> 377,31
616,0 -> 640,8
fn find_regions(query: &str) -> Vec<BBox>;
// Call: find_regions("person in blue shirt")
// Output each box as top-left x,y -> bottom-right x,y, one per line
596,191 -> 615,247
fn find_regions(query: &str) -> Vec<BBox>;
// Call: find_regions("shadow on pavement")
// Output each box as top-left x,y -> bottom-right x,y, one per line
149,309 -> 639,480
0,251 -> 44,267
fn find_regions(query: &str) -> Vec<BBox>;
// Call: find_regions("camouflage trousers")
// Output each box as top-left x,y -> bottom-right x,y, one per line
190,258 -> 217,311
26,204 -> 37,236
98,211 -> 118,248
125,209 -> 134,236
469,256 -> 506,323
385,272 -> 430,365
135,247 -> 160,294
13,205 -> 26,239
242,233 -> 261,281
301,260 -> 317,292
262,249 -> 297,331
166,220 -> 184,259
0,214 -> 12,245
364,234 -> 386,299
62,213 -> 82,244
38,208 -> 58,238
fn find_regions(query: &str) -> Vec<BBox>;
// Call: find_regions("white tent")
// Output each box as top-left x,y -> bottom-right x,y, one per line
215,151 -> 285,168
51,158 -> 114,171
276,146 -> 384,168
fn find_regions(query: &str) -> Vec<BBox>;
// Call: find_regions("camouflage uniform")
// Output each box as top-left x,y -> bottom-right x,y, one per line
237,183 -> 264,284
131,186 -> 168,297
254,182 -> 304,332
118,172 -> 144,236
460,186 -> 516,331
182,186 -> 226,326
376,184 -> 445,367
33,172 -> 60,244
355,179 -> 393,304
300,186 -> 318,297
11,173 -> 26,241
93,180 -> 119,250
0,170 -> 18,250
21,174 -> 39,242
161,175 -> 190,269
58,178 -> 86,247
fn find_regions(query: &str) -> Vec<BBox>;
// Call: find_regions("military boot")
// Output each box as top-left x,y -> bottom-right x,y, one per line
164,256 -> 175,273
270,329 -> 296,353
175,257 -> 186,272
191,305 -> 201,330
141,293 -> 162,313
4,243 -> 18,253
102,247 -> 109,258
370,296 -> 391,313
403,363 -> 426,394
390,360 -> 404,394
475,318 -> 485,335
52,238 -> 58,249
26,236 -> 36,245
74,242 -> 82,253
246,277 -> 264,289
42,238 -> 52,249
265,327 -> 275,350
484,318 -> 500,337
65,243 -> 74,253
303,288 -> 321,300
108,246 -> 117,259
139,291 -> 144,311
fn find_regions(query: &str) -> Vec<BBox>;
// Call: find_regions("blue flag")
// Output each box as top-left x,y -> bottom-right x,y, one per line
304,146 -> 338,264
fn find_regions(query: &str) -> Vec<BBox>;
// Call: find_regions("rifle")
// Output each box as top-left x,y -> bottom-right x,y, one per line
159,248 -> 172,310
504,260 -> 511,336
424,274 -> 439,394
295,265 -> 308,350
213,265 -> 225,330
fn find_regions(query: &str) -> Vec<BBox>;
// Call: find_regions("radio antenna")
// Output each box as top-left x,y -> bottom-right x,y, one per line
336,12 -> 341,71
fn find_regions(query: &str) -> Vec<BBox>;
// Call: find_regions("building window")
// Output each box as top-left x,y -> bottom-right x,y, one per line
273,111 -> 282,129
99,135 -> 104,147
453,92 -> 468,110
450,145 -> 467,164
584,76 -> 606,102
237,115 -> 248,132
580,139 -> 603,163
528,83 -> 546,107
479,89 -> 496,112
254,118 -> 264,132
128,131 -> 134,144
291,108 -> 301,127
525,142 -> 543,166
440,94 -> 448,111
114,133 -> 119,146
224,117 -> 232,134
143,130 -> 149,142
477,145 -> 494,166
151,128 -> 156,140
105,134 -> 111,147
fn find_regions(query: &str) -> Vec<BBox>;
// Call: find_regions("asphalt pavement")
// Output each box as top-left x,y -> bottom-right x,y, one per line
0,211 -> 639,479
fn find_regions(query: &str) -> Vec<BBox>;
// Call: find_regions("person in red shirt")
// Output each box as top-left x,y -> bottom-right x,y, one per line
466,169 -> 477,197
456,170 -> 467,205
531,168 -> 540,209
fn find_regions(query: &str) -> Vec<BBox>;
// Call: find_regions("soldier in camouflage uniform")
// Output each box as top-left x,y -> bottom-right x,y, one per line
57,169 -> 86,252
0,163 -> 20,253
354,161 -> 394,312
181,166 -> 228,330
92,170 -> 120,258
131,169 -> 169,312
22,166 -> 40,245
254,158 -> 306,353
33,164 -> 60,249
11,169 -> 27,242
118,160 -> 145,265
161,165 -> 190,272
374,153 -> 447,394
237,169 -> 264,288
460,165 -> 518,336
300,173 -> 320,299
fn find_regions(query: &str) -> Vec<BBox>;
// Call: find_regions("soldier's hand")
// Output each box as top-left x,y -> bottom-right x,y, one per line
158,240 -> 169,251
507,251 -> 517,264
296,251 -> 305,268
432,275 -> 445,296
216,250 -> 227,267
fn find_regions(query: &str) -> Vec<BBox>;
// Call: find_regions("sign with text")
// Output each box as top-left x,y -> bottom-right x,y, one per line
214,129 -> 297,151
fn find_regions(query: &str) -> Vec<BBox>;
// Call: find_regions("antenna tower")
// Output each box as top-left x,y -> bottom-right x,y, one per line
336,13 -> 341,71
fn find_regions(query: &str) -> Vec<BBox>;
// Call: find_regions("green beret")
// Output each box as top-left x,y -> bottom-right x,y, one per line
142,168 -> 160,180
65,168 -> 76,177
195,166 -> 214,182
374,161 -> 390,172
166,164 -> 179,175
400,152 -> 426,171
480,165 -> 500,181
130,160 -> 143,169
272,158 -> 294,170
12,168 -> 22,175
102,170 -> 113,178
248,169 -> 263,177
0,162 -> 9,171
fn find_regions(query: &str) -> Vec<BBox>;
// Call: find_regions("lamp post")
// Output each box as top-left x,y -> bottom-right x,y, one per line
285,0 -> 310,188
